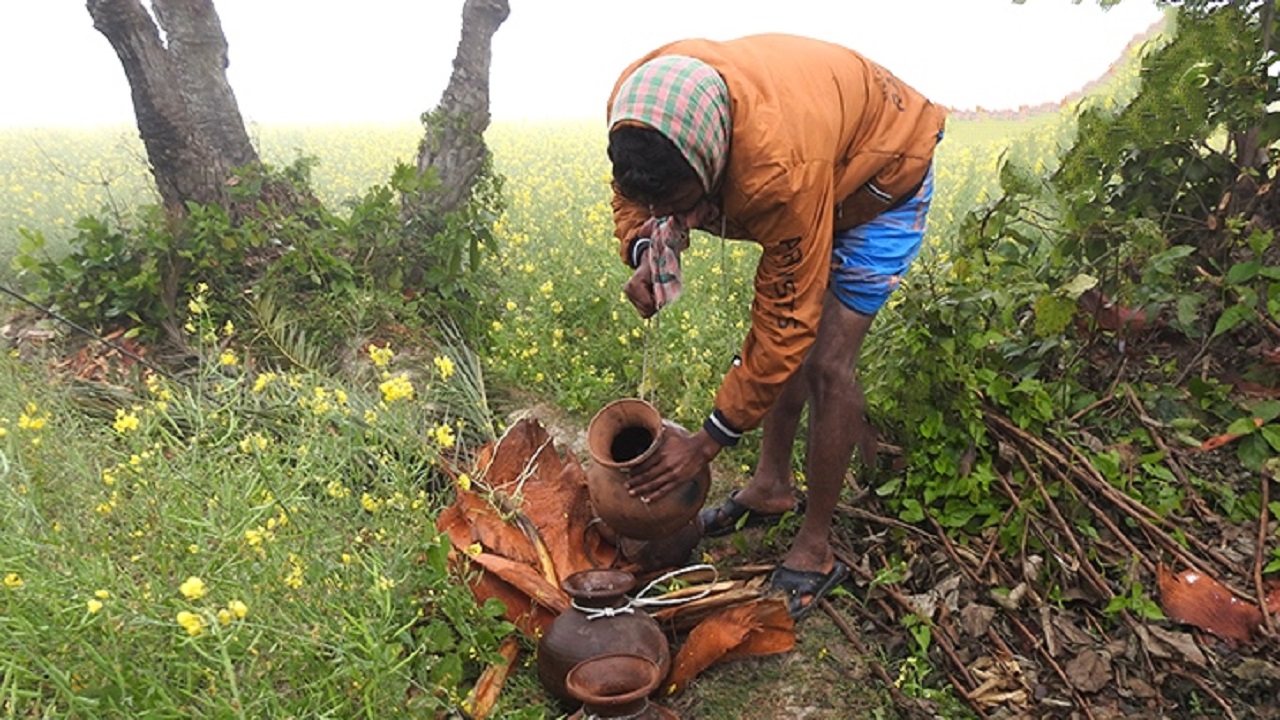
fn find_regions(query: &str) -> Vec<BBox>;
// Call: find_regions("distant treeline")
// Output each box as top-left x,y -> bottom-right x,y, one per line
945,16 -> 1166,122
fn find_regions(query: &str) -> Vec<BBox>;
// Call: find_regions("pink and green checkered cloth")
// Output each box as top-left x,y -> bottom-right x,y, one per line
610,55 -> 730,193
611,56 -> 730,311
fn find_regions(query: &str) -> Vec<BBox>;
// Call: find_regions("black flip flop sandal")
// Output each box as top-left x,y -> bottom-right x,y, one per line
697,491 -> 804,538
768,560 -> 850,620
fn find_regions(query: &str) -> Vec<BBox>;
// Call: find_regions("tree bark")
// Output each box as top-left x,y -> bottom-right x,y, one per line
411,0 -> 510,216
152,0 -> 257,170
87,0 -> 259,215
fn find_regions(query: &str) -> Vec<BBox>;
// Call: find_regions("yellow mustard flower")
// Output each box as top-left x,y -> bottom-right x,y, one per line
112,408 -> 140,434
368,343 -> 394,368
379,374 -> 415,403
176,610 -> 205,637
87,598 -> 104,614
18,403 -> 46,431
179,576 -> 207,600
227,599 -> 248,619
219,349 -> 238,367
252,372 -> 277,393
222,321 -> 235,337
217,608 -> 232,626
432,423 -> 456,449
4,573 -> 23,589
95,589 -> 110,599
433,355 -> 456,380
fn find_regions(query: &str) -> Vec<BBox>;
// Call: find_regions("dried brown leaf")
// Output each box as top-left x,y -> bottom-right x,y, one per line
1157,563 -> 1261,643
1064,649 -> 1112,693
664,597 -> 795,695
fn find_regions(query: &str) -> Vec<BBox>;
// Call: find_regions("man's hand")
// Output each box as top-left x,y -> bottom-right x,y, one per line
625,428 -> 721,501
623,262 -> 658,319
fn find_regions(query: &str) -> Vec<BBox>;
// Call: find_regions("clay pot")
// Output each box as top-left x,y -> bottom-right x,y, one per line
536,568 -> 671,703
618,519 -> 701,573
585,398 -> 711,541
565,654 -> 680,720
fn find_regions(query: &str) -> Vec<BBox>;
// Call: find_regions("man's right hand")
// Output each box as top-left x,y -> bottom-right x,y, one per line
624,262 -> 658,318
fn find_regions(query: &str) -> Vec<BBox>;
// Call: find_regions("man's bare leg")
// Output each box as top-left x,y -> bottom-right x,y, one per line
781,291 -> 875,575
732,368 -> 808,515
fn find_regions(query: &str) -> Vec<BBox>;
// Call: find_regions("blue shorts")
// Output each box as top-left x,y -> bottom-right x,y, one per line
829,164 -> 934,316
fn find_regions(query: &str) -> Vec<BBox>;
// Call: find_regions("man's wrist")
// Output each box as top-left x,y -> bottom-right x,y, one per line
702,409 -> 742,448
694,429 -> 724,461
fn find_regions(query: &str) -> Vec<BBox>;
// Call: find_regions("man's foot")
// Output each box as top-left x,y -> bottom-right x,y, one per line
768,560 -> 849,620
698,491 -> 805,538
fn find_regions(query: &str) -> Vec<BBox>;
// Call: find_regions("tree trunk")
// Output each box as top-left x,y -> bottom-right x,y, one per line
151,0 -> 257,170
411,0 -> 510,217
87,0 -> 259,215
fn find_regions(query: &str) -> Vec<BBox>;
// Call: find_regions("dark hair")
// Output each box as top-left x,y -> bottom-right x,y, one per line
607,125 -> 698,205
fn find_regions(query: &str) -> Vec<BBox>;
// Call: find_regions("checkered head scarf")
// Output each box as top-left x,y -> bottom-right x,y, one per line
610,55 -> 731,194
609,56 -> 730,312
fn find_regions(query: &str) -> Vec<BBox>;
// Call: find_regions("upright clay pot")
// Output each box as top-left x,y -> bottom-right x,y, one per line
565,654 -> 680,720
585,398 -> 711,541
536,568 -> 671,703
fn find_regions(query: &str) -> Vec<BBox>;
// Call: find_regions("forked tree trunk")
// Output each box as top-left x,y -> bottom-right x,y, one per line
86,0 -> 259,215
411,0 -> 510,217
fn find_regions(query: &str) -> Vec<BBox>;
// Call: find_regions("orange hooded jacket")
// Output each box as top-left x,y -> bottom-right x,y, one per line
608,34 -> 947,444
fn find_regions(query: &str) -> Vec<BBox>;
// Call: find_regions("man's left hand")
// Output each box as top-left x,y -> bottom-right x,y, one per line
625,428 -> 721,501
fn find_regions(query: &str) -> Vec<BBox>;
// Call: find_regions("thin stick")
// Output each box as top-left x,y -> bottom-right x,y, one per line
1000,619 -> 1096,720
819,599 -> 967,717
1124,385 -> 1212,522
1012,448 -> 1115,601
989,411 -> 1253,598
1168,668 -> 1238,720
1257,474 -> 1275,636
1032,447 -> 1157,577
925,511 -> 984,588
834,548 -> 979,694
835,502 -> 934,540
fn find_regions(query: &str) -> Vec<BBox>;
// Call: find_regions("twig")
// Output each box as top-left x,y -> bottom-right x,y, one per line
1012,447 -> 1116,601
1168,668 -> 1238,720
924,511 -> 984,588
835,502 -> 934,541
999,619 -> 1096,720
988,411 -> 1253,598
988,467 -> 1045,585
1032,447 -> 1157,577
818,599 -> 945,718
834,548 -> 980,694
1257,473 -> 1275,636
1123,385 -> 1212,522
1067,391 -> 1118,425
973,501 -> 1020,582
943,668 -> 992,720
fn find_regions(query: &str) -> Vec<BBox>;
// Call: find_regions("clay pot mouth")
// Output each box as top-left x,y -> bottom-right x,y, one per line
565,653 -> 661,706
587,399 -> 664,469
561,568 -> 636,600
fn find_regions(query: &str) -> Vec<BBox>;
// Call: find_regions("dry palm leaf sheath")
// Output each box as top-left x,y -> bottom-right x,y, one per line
435,417 -> 794,706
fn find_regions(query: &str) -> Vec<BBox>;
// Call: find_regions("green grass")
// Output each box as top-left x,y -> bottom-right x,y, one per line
0,303 -> 544,718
